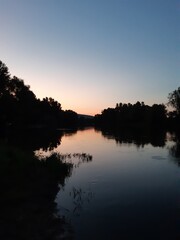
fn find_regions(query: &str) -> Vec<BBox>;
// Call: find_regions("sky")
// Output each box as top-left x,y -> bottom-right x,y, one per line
0,0 -> 179,115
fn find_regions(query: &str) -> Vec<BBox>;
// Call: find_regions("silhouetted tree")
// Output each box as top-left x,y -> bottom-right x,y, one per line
38,97 -> 62,127
0,61 -> 10,97
0,60 -> 79,129
61,110 -> 78,127
9,76 -> 38,125
0,61 -> 13,126
95,102 -> 167,128
168,87 -> 180,114
150,104 -> 166,126
167,87 -> 180,129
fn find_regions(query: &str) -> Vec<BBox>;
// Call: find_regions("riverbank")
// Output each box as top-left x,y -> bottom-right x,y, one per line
0,144 -> 74,240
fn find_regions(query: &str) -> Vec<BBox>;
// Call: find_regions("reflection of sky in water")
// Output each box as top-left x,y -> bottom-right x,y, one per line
53,128 -> 180,240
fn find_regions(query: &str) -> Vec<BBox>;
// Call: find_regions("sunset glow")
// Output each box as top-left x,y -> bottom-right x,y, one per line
0,0 -> 179,115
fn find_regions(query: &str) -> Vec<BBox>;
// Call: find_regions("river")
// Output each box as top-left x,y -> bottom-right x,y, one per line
36,127 -> 180,240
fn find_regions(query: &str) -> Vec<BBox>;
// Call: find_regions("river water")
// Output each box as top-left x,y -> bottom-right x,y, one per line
50,128 -> 179,239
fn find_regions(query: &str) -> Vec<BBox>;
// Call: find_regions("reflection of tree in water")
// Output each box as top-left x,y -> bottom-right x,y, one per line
0,148 -> 73,240
2,128 -> 77,152
169,131 -> 180,165
97,127 -> 166,148
170,143 -> 180,159
0,129 -> 92,240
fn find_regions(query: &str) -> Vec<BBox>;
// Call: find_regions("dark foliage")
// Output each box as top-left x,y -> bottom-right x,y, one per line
0,144 -> 73,240
0,59 -> 178,130
167,87 -> 180,129
95,101 -> 167,128
0,60 -> 78,128
169,130 -> 180,165
168,87 -> 180,114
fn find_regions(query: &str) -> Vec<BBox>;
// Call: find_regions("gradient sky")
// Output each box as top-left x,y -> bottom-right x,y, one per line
0,0 -> 179,115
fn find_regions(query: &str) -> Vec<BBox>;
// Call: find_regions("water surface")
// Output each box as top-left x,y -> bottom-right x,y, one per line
54,128 -> 180,239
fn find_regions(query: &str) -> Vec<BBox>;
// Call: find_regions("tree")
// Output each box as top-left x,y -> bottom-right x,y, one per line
168,87 -> 180,115
0,59 -> 80,128
0,61 -> 10,97
151,104 -> 166,125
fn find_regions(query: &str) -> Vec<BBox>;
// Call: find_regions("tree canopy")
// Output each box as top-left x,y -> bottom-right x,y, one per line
0,60 -> 78,128
0,60 -> 179,129
168,87 -> 180,115
95,101 -> 167,128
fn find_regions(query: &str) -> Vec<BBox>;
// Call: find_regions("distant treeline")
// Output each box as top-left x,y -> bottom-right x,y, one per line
95,88 -> 180,129
95,102 -> 166,128
0,60 -> 83,128
0,60 -> 179,129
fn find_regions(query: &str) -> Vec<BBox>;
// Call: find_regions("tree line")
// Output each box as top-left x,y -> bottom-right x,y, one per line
0,60 -> 179,129
95,89 -> 180,129
0,60 -> 78,128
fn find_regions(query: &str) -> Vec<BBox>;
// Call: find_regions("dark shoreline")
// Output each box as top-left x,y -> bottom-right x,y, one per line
0,143 -> 74,240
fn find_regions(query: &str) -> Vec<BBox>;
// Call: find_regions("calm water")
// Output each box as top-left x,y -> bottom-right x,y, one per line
52,128 -> 180,239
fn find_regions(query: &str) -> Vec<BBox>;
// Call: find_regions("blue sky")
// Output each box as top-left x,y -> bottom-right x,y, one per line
0,0 -> 179,115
